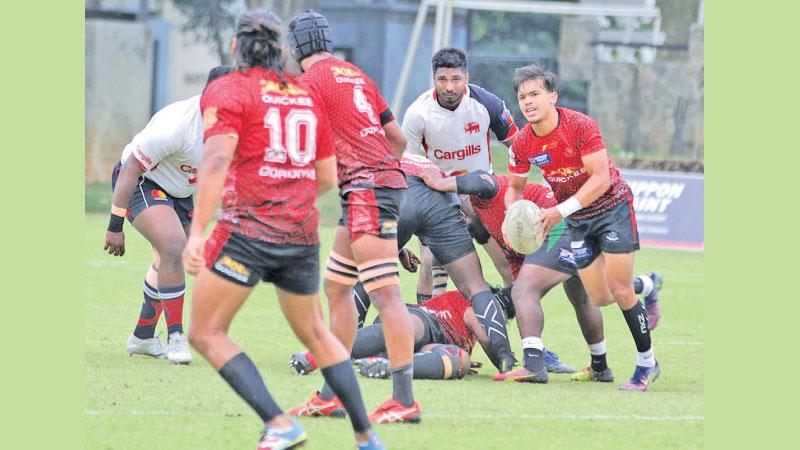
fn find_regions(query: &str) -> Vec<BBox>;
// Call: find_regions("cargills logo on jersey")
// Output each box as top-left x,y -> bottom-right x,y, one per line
433,144 -> 481,161
260,80 -> 313,106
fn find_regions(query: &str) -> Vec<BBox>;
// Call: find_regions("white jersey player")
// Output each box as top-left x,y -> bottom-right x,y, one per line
104,66 -> 232,365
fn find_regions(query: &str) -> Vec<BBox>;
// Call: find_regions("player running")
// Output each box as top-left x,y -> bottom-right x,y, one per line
104,65 -> 232,364
506,64 -> 661,391
287,10 -> 419,424
421,170 -> 662,383
182,11 -> 384,450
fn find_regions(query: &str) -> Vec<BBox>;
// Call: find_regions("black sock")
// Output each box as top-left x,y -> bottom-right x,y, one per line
621,301 -> 652,353
471,290 -> 512,368
523,347 -> 544,372
354,282 -> 371,328
133,281 -> 162,339
218,352 -> 283,422
412,351 -> 445,379
321,360 -> 371,433
590,353 -> 608,372
351,324 -> 387,359
391,364 -> 414,406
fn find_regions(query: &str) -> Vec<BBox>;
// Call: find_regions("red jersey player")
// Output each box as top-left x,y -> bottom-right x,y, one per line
287,10 -> 421,425
506,64 -> 660,391
181,10 -> 383,450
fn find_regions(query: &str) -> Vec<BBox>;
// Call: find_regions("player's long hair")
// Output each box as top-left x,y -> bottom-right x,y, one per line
234,10 -> 299,86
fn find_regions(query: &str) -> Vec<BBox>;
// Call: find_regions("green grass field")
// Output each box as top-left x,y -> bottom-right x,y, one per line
85,209 -> 703,449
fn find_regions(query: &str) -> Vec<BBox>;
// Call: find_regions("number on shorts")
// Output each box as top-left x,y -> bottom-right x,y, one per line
263,107 -> 317,166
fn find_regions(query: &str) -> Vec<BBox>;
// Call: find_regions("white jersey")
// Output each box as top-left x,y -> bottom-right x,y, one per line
402,84 -> 518,176
120,95 -> 203,198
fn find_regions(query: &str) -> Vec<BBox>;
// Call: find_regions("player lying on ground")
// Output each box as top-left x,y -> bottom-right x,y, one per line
507,64 -> 661,391
182,10 -> 384,450
104,64 -> 232,364
420,169 -> 662,384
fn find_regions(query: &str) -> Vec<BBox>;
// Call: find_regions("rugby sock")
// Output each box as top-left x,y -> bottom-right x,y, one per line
412,350 -> 445,379
160,284 -> 185,335
416,293 -> 432,304
621,301 -> 654,367
521,336 -> 544,372
588,340 -> 608,372
318,382 -> 336,401
351,324 -> 387,360
353,282 -> 371,328
133,281 -> 162,339
633,275 -> 654,297
218,352 -> 283,422
471,290 -> 512,368
431,266 -> 448,295
321,360 -> 371,433
391,364 -> 415,407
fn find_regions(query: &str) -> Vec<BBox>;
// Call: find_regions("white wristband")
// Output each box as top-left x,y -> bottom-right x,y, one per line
556,196 -> 582,218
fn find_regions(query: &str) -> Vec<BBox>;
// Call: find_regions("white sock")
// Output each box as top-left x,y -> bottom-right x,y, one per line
588,340 -> 606,356
637,348 -> 655,367
638,275 -> 654,297
521,336 -> 544,351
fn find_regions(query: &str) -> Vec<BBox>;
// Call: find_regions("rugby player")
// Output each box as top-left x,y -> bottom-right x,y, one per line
402,47 -> 517,302
506,63 -> 661,391
182,11 -> 383,449
287,10 -> 419,424
105,65 -> 232,364
421,170 -> 662,384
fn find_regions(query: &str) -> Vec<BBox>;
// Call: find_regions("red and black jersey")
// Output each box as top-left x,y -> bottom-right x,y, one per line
470,175 -> 557,278
508,107 -> 630,220
299,57 -> 406,192
417,291 -> 476,353
200,67 -> 334,245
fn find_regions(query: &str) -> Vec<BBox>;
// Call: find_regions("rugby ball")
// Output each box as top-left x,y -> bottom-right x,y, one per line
501,200 -> 544,254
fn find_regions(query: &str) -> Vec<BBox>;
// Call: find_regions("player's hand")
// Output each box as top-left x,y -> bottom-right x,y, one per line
182,233 -> 206,275
419,167 -> 445,190
104,231 -> 125,257
536,207 -> 562,238
468,360 -> 483,375
399,248 -> 420,273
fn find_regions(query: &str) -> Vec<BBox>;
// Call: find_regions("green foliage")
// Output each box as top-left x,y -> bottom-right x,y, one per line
171,0 -> 238,64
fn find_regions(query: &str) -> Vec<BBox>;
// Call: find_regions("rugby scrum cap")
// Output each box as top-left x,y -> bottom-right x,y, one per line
288,10 -> 333,61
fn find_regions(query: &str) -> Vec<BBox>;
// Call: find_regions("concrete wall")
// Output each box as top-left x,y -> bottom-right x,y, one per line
559,17 -> 703,159
85,19 -> 154,182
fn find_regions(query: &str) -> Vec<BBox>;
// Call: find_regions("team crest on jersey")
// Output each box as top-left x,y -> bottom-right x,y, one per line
202,107 -> 218,131
530,152 -> 552,167
464,122 -> 480,134
260,79 -> 307,96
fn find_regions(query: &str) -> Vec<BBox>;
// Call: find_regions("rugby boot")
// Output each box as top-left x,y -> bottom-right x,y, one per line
645,272 -> 663,330
166,331 -> 192,364
619,361 -> 661,392
491,366 -> 548,383
289,351 -> 317,375
571,365 -> 615,382
125,333 -> 167,359
542,348 -> 576,373
257,418 -> 307,450
357,357 -> 391,379
356,431 -> 386,450
369,398 -> 422,424
288,391 -> 346,418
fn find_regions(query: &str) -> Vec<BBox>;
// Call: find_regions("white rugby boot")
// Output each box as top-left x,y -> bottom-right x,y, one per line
126,333 -> 168,359
167,331 -> 192,364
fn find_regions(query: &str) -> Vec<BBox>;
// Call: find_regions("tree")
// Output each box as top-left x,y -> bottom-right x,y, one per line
171,0 -> 237,65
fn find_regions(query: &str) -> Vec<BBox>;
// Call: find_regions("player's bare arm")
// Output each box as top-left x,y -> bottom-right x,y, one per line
462,307 -> 492,355
383,120 -> 407,159
104,157 -> 146,257
314,155 -> 337,196
419,167 -> 454,192
504,172 -> 527,208
537,150 -> 610,236
183,134 -> 237,275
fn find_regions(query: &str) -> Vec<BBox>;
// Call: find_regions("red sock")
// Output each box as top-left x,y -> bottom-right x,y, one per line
160,284 -> 185,335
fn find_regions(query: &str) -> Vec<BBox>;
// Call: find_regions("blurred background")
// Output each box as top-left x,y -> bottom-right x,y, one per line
85,0 -> 704,249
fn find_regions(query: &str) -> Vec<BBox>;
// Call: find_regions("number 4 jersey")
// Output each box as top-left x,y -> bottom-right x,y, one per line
299,57 -> 407,193
200,66 -> 335,245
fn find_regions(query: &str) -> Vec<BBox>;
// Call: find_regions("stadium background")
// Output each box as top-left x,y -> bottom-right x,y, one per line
84,1 -> 704,448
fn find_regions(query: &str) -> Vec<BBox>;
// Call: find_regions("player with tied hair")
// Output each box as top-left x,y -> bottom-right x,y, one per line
287,10 -> 420,425
506,63 -> 661,391
104,64 -> 232,364
421,170 -> 662,384
182,10 -> 384,450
